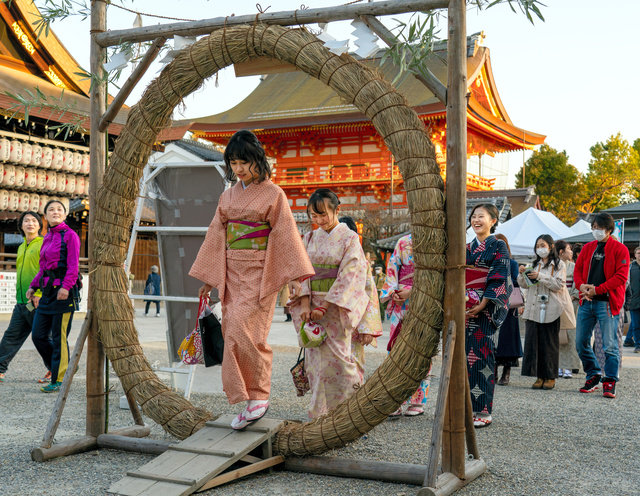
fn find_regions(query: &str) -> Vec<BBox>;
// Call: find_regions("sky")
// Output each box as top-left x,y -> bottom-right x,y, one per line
44,0 -> 640,183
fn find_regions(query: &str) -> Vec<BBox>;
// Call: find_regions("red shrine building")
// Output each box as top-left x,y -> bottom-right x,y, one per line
190,33 -> 545,223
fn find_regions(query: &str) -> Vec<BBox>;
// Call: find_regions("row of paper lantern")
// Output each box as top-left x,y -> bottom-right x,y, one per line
0,191 -> 70,214
1,165 -> 88,196
0,138 -> 90,174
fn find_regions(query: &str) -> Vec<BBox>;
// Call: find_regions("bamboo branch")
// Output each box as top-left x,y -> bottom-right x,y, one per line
98,37 -> 166,133
359,14 -> 447,105
94,0 -> 449,47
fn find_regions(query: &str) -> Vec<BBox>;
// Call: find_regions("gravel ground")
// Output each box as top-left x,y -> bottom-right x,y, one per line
1,337 -> 638,496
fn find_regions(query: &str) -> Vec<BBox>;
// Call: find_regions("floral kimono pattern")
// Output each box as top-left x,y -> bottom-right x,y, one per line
290,222 -> 379,418
380,234 -> 431,406
466,235 -> 511,415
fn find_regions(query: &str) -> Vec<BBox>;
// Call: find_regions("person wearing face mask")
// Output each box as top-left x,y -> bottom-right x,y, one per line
555,240 -> 581,378
573,212 -> 629,399
518,234 -> 566,390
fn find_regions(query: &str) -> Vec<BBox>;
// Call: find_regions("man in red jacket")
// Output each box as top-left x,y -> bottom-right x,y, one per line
573,212 -> 629,399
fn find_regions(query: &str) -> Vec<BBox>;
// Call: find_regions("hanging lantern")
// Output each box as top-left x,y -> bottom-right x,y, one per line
0,138 -> 10,162
31,144 -> 42,167
20,142 -> 32,165
9,140 -> 22,163
41,146 -> 53,169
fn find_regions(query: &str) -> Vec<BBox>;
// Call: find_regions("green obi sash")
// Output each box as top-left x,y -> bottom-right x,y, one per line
310,264 -> 339,292
227,220 -> 271,250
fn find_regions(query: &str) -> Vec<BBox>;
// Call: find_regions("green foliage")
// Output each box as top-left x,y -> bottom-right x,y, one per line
515,144 -> 580,223
31,0 -> 89,41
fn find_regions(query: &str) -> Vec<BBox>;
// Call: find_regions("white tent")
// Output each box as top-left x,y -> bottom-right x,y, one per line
570,219 -> 592,235
492,208 -> 574,256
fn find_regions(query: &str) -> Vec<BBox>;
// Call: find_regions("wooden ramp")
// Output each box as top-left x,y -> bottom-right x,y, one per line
107,415 -> 285,496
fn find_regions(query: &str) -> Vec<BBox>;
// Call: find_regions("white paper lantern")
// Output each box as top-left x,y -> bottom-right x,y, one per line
60,197 -> 70,213
35,170 -> 47,190
72,152 -> 83,173
75,176 -> 85,195
0,190 -> 8,210
30,144 -> 42,166
45,171 -> 57,191
55,173 -> 66,193
24,168 -> 37,189
21,142 -> 32,165
51,148 -> 63,170
38,195 -> 49,214
9,191 -> 19,211
65,174 -> 76,194
0,138 -> 10,162
84,178 -> 90,195
29,193 -> 40,212
62,149 -> 73,171
41,146 -> 53,169
14,166 -> 25,187
3,165 -> 15,186
81,154 -> 90,175
19,192 -> 30,211
9,140 -> 22,163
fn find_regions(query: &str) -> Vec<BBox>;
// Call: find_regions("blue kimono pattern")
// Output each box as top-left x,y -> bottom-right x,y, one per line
466,235 -> 511,415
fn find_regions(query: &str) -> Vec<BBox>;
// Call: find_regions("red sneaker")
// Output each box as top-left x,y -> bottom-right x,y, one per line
602,380 -> 616,399
579,374 -> 601,393
37,371 -> 52,384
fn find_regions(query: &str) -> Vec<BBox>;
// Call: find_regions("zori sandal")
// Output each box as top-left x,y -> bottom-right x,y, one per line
473,416 -> 492,428
404,405 -> 424,416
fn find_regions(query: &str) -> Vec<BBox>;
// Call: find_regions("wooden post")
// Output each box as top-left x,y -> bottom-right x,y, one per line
441,0 -> 468,480
425,321 -> 456,488
464,369 -> 479,459
41,312 -> 92,449
86,0 -> 107,438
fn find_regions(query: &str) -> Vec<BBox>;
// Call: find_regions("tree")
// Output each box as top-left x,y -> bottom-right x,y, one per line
515,144 -> 581,223
579,133 -> 640,213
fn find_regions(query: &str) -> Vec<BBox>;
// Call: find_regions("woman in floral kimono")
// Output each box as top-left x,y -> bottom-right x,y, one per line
466,204 -> 511,428
380,233 -> 431,416
290,190 -> 381,418
190,130 -> 314,430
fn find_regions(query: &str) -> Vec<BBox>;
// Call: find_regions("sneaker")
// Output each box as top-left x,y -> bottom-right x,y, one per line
563,369 -> 573,378
0,372 -> 5,383
623,341 -> 635,348
634,348 -> 640,354
602,380 -> 616,398
37,371 -> 52,384
40,382 -> 62,393
156,313 -> 160,317
580,374 -> 601,393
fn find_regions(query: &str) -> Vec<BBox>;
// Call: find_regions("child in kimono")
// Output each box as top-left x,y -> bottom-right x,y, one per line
380,234 -> 431,416
290,190 -> 381,418
190,130 -> 314,430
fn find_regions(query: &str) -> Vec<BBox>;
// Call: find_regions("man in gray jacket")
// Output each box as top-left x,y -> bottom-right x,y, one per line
623,246 -> 640,353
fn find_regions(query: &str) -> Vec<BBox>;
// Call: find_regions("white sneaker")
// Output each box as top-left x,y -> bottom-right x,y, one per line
156,313 -> 160,317
563,369 -> 572,378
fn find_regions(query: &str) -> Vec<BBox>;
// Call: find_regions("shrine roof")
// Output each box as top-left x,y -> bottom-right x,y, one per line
189,32 -> 545,148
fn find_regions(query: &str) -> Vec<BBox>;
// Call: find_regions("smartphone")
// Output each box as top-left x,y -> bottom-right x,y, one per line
26,301 -> 35,312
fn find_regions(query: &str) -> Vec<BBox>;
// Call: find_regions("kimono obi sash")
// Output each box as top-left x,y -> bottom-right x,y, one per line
226,220 -> 271,250
398,265 -> 414,288
310,264 -> 338,292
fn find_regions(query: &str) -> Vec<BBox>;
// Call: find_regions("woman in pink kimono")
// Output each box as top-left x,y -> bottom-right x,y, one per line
190,130 -> 314,430
290,190 -> 381,418
380,233 -> 431,416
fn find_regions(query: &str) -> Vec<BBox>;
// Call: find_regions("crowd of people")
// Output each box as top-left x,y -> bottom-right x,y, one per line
1,129 -> 635,436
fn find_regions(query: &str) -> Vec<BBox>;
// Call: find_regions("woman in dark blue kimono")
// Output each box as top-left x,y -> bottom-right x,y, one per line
465,204 -> 511,428
494,234 -> 523,386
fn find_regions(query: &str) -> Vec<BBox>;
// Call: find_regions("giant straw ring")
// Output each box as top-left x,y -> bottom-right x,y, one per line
93,24 -> 446,455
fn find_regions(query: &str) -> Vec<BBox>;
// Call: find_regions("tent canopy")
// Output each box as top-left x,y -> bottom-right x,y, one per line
570,219 -> 592,236
491,207 -> 573,256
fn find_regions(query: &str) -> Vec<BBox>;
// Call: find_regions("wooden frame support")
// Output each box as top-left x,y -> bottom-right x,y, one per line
98,36 -> 166,133
417,459 -> 487,496
359,14 -> 447,104
94,0 -> 449,47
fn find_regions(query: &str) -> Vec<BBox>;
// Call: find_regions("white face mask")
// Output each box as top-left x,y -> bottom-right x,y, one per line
592,229 -> 607,242
536,247 -> 550,258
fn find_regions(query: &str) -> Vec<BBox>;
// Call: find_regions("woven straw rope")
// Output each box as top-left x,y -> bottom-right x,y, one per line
93,24 -> 445,454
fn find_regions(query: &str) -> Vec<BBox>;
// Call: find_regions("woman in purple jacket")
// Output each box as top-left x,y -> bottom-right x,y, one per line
26,200 -> 80,393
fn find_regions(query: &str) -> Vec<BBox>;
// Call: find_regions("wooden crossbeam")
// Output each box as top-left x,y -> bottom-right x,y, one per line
196,456 -> 285,492
94,0 -> 449,47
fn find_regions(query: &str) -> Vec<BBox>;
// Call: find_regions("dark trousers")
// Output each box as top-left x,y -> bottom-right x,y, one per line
145,301 -> 160,314
31,310 -> 74,384
522,318 -> 560,380
0,304 -> 39,374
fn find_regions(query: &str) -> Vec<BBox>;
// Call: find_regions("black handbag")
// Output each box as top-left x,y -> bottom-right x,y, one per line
199,301 -> 224,367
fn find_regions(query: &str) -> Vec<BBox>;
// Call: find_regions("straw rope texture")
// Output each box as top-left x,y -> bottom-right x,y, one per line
93,24 -> 445,453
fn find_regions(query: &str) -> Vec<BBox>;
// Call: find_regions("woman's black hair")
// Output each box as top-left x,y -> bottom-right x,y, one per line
555,239 -> 571,258
18,211 -> 43,236
307,188 -> 340,216
223,130 -> 271,183
572,243 -> 583,262
43,199 -> 66,214
532,234 -> 560,269
468,203 -> 500,233
339,215 -> 358,233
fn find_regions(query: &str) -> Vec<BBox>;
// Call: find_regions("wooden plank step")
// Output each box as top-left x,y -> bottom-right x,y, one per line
107,415 -> 285,496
